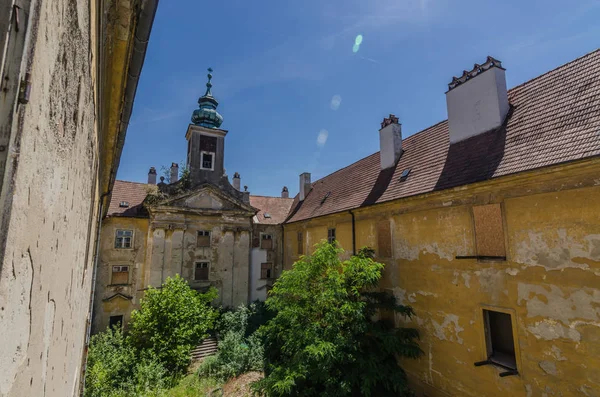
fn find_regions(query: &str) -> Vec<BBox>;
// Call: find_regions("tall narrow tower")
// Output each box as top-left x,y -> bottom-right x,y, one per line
186,68 -> 227,186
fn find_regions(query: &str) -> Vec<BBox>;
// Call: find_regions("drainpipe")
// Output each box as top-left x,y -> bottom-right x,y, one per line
231,230 -> 235,307
281,224 -> 285,273
349,210 -> 356,255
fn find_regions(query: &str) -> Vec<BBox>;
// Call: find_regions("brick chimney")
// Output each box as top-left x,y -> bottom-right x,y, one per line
170,163 -> 179,183
379,114 -> 402,170
299,173 -> 311,201
446,56 -> 509,143
281,186 -> 289,198
233,172 -> 241,191
147,167 -> 157,184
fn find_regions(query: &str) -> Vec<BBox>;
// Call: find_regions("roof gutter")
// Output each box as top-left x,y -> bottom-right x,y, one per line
101,0 -> 159,217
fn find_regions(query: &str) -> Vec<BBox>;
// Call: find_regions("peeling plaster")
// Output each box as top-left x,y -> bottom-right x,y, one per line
549,345 -> 566,361
462,273 -> 471,288
527,320 -> 581,341
539,360 -> 558,376
432,313 -> 464,344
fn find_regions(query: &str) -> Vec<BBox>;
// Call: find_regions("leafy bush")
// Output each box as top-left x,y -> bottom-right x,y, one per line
198,304 -> 266,381
129,275 -> 219,374
253,242 -> 422,397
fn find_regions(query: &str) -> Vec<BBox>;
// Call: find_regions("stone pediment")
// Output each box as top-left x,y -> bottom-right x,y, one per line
156,184 -> 256,215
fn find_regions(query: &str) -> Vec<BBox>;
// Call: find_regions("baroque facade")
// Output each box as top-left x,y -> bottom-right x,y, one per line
95,50 -> 600,397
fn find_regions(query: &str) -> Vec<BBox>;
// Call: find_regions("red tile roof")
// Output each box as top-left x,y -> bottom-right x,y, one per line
107,181 -> 150,217
286,49 -> 600,223
249,195 -> 294,225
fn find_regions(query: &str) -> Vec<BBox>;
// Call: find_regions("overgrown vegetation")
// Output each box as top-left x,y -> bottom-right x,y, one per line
198,303 -> 269,381
84,276 -> 218,397
253,242 -> 422,397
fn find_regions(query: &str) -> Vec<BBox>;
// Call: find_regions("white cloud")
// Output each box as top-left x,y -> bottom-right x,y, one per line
330,95 -> 342,110
316,129 -> 329,147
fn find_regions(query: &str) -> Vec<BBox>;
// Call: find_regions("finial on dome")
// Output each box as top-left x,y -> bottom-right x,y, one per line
192,67 -> 224,128
205,67 -> 213,96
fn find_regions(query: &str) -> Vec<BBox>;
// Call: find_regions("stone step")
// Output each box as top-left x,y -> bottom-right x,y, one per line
190,337 -> 218,361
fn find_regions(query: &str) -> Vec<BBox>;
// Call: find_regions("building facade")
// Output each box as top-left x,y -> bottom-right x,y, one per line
283,52 -> 600,396
0,0 -> 158,396
92,71 -> 292,332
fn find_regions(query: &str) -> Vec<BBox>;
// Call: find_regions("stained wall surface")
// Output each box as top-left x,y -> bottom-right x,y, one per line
283,160 -> 600,396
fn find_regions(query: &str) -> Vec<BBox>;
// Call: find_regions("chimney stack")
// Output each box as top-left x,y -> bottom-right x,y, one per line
147,167 -> 157,184
170,163 -> 179,183
233,172 -> 241,191
379,114 -> 403,170
281,186 -> 289,198
299,173 -> 311,201
446,56 -> 509,143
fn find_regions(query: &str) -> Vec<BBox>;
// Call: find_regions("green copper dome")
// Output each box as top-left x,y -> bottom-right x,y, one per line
191,68 -> 224,128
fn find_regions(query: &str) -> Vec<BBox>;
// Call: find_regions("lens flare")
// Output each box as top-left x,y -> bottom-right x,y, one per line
352,44 -> 360,53
355,34 -> 363,45
316,129 -> 329,148
330,95 -> 341,110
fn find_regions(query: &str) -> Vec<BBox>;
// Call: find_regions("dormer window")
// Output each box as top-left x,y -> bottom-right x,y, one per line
201,152 -> 214,170
119,201 -> 130,208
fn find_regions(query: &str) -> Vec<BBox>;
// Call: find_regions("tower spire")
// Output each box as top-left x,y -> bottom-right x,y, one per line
191,67 -> 223,128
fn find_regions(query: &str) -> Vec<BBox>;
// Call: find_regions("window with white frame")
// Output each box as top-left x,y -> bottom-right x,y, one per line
111,265 -> 130,285
261,233 -> 273,250
201,152 -> 214,170
115,229 -> 133,249
194,262 -> 209,281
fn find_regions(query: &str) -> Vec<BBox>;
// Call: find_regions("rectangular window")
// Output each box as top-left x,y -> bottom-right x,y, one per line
261,234 -> 273,250
194,262 -> 209,281
201,152 -> 214,170
261,262 -> 273,279
472,204 -> 506,258
484,309 -> 517,370
197,230 -> 211,247
111,265 -> 130,285
115,229 -> 133,249
109,315 -> 123,330
200,134 -> 217,152
377,220 -> 392,258
327,228 -> 336,244
297,231 -> 303,255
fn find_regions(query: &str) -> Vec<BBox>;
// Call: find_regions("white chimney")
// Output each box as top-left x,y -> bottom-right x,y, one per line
299,173 -> 311,201
170,163 -> 179,183
147,167 -> 157,184
446,56 -> 509,144
281,186 -> 289,198
233,172 -> 241,191
379,114 -> 403,170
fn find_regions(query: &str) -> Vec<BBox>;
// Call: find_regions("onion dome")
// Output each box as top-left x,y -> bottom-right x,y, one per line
191,68 -> 224,128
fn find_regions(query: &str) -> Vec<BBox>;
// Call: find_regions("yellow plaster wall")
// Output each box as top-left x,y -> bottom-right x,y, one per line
283,163 -> 600,396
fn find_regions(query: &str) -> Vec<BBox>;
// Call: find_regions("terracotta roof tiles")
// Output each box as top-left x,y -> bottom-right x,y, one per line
249,195 -> 294,224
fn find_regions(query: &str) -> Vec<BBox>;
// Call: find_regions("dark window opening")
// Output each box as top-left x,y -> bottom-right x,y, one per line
201,152 -> 214,170
261,262 -> 273,279
484,310 -> 517,370
327,228 -> 336,244
200,134 -> 217,152
197,230 -> 211,247
297,231 -> 303,255
109,315 -> 123,330
195,262 -> 209,281
115,230 -> 133,249
261,234 -> 273,250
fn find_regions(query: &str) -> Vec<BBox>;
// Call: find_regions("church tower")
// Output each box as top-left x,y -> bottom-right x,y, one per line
186,68 -> 227,186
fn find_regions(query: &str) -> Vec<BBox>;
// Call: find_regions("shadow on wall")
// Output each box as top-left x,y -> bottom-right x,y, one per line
434,108 -> 512,191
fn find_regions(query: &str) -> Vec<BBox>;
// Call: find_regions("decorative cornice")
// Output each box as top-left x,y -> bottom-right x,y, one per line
448,56 -> 504,91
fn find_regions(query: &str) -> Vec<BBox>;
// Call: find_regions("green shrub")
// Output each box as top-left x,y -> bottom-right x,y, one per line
253,242 -> 422,397
129,275 -> 219,374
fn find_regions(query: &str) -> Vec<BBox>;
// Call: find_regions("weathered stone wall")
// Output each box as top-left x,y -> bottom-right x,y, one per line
250,224 -> 283,301
0,0 -> 99,395
283,160 -> 600,396
92,217 -> 149,333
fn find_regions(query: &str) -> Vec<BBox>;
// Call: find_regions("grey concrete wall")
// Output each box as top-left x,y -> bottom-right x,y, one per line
0,0 -> 99,395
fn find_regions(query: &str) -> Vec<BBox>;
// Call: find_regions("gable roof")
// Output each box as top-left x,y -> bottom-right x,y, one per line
107,180 -> 150,217
286,49 -> 600,223
249,195 -> 294,224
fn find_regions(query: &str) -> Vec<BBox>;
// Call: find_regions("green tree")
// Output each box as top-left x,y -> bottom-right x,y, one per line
254,242 -> 422,397
129,275 -> 219,373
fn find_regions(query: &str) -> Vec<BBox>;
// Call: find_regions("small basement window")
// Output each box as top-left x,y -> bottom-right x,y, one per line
327,228 -> 336,244
119,201 -> 130,208
109,315 -> 123,330
115,229 -> 133,249
260,262 -> 273,279
194,262 -> 209,281
484,310 -> 517,370
111,265 -> 130,285
197,230 -> 211,247
261,234 -> 273,250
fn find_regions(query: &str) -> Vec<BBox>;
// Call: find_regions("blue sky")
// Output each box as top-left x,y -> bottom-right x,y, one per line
119,0 -> 600,196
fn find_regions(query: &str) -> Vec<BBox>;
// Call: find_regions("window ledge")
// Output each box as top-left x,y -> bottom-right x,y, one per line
108,283 -> 131,287
456,255 -> 506,261
474,360 -> 518,377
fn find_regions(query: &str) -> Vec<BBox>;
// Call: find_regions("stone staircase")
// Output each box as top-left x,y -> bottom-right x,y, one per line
191,336 -> 218,361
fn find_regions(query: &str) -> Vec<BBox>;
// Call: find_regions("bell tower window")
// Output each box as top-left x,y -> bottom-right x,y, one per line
201,152 -> 214,170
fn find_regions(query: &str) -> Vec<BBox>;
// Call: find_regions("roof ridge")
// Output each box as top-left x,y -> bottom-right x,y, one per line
508,48 -> 600,92
115,180 -> 149,186
250,194 -> 294,199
